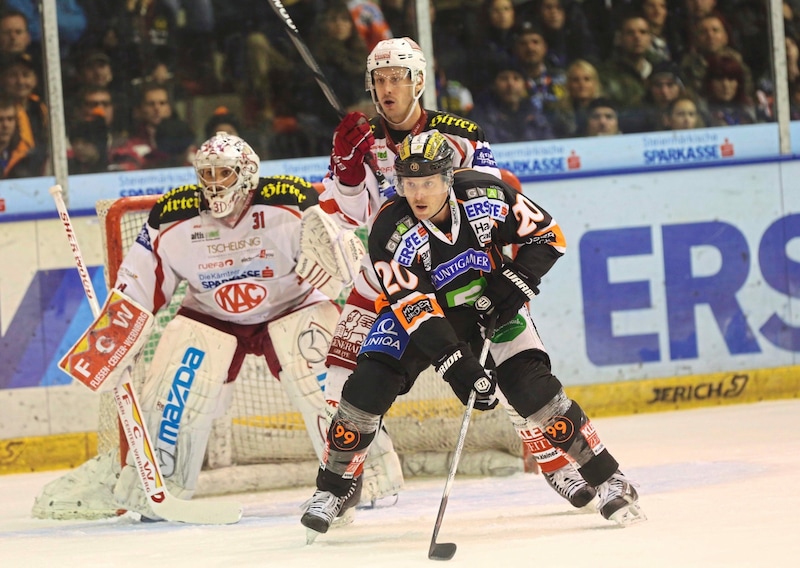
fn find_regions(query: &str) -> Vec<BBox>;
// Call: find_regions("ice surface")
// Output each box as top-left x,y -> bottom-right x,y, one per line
2,400 -> 798,567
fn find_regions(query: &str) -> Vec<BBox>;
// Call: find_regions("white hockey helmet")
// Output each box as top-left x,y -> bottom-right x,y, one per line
365,37 -> 427,119
194,131 -> 260,219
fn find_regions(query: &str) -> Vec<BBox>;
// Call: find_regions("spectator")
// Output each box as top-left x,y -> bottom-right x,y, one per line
143,115 -> 196,169
679,13 -> 754,99
0,52 -> 48,149
697,53 -> 756,126
3,0 -> 86,59
436,59 -> 474,117
67,109 -> 109,174
512,21 -> 567,115
470,62 -> 555,143
294,0 -> 372,156
204,106 -> 241,139
639,0 -> 682,63
347,0 -> 393,52
127,82 -> 173,159
631,60 -> 689,132
471,0 -> 519,89
72,85 -> 142,171
524,0 -> 599,69
582,97 -> 622,135
545,58 -> 604,138
0,93 -> 40,177
664,95 -> 704,129
598,12 -> 654,127
0,8 -> 32,58
66,49 -> 132,134
754,25 -> 800,122
100,0 -> 179,99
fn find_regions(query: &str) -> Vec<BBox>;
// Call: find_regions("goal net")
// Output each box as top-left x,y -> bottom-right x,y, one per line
91,194 -> 524,496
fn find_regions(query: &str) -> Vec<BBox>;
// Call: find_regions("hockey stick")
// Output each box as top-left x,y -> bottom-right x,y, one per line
428,315 -> 498,561
265,0 -> 392,193
49,185 -> 242,525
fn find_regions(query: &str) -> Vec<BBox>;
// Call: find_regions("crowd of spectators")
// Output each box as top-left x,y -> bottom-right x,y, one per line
0,0 -> 792,179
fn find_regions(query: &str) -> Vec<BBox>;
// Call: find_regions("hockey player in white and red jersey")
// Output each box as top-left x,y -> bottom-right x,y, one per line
300,131 -> 645,538
306,36 -> 596,509
33,132 -> 363,522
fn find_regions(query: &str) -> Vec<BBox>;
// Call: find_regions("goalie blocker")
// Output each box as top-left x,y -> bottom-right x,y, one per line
58,289 -> 153,392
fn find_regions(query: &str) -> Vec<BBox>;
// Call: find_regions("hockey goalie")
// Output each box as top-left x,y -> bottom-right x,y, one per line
33,132 -> 366,522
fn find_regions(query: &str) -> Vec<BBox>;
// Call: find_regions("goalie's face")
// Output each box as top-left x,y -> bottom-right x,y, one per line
197,165 -> 249,219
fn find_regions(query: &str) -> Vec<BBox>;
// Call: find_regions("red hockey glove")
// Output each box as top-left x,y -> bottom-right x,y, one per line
435,343 -> 498,411
331,111 -> 374,187
475,263 -> 539,327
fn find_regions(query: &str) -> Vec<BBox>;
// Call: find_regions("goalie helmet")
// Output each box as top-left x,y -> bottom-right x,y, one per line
194,131 -> 260,219
394,130 -> 454,197
365,37 -> 426,121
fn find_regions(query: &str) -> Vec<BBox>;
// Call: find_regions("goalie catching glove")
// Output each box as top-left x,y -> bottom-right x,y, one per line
296,205 -> 366,299
475,263 -> 540,327
435,343 -> 498,411
331,112 -> 374,187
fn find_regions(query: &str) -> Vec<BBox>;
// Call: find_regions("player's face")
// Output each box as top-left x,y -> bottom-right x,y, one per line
373,66 -> 418,123
400,174 -> 449,222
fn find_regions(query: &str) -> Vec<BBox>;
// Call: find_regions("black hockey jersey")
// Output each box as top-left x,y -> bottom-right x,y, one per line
368,168 -> 566,359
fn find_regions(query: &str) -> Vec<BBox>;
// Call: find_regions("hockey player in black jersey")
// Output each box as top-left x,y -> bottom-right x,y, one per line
301,130 -> 645,539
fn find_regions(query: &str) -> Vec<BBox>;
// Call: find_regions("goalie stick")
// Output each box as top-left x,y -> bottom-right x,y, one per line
265,0 -> 392,194
428,315 -> 498,561
49,185 -> 242,525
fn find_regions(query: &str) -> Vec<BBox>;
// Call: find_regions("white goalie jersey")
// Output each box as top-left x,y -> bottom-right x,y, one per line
116,179 -> 328,323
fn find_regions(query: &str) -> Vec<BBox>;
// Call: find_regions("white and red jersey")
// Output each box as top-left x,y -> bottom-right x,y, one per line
319,109 -> 501,228
115,176 -> 327,325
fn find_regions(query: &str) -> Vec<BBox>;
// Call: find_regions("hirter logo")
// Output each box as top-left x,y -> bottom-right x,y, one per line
214,282 -> 267,313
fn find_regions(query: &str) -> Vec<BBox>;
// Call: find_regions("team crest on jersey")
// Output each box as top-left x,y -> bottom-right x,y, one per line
395,224 -> 428,266
358,312 -> 409,360
214,282 -> 267,313
431,249 -> 491,289
135,224 -> 152,252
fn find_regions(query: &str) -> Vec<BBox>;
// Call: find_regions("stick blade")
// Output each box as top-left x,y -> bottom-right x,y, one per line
428,542 -> 457,561
152,495 -> 243,525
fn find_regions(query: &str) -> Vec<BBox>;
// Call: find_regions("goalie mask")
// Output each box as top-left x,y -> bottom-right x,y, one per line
394,130 -> 454,198
195,132 -> 260,220
365,37 -> 426,123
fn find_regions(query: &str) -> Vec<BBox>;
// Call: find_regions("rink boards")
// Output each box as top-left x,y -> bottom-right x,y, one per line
2,140 -> 800,474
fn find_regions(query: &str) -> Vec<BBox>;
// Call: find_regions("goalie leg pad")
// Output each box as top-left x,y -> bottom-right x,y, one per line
113,315 -> 238,517
359,424 -> 404,506
32,449 -> 122,520
268,300 -> 339,461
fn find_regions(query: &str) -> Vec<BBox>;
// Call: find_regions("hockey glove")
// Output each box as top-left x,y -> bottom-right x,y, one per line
331,111 -> 374,187
435,343 -> 498,411
475,263 -> 540,327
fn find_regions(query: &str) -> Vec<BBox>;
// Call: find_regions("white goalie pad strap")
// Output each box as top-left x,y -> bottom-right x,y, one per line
296,205 -> 366,300
114,315 -> 237,515
268,301 -> 339,461
58,288 -> 154,392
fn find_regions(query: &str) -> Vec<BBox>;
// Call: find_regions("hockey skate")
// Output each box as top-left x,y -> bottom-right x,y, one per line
596,470 -> 646,526
543,464 -> 597,510
301,477 -> 362,544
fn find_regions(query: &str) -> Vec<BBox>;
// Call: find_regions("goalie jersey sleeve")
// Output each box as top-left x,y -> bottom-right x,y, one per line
319,110 -> 500,228
367,168 -> 566,360
114,176 -> 324,324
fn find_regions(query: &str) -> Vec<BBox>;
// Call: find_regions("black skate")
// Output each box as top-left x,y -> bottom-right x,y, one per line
543,465 -> 597,509
301,477 -> 362,543
597,470 -> 646,526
